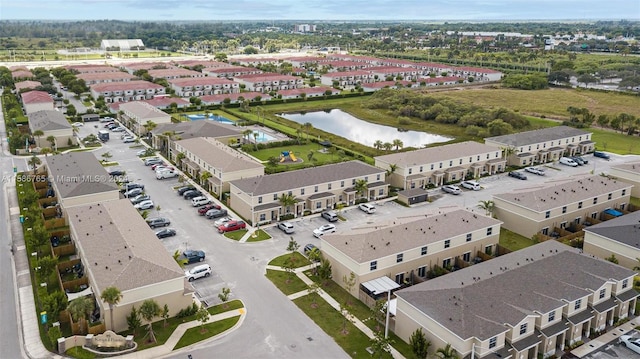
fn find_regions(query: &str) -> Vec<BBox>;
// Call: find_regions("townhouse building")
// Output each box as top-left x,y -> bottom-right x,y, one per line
107,97 -> 191,113
146,68 -> 205,81
28,110 -> 75,148
200,92 -> 271,105
375,141 -> 505,190
413,62 -> 455,76
420,76 -> 463,86
12,69 -> 34,81
232,57 -> 280,67
485,126 -> 595,166
493,174 -> 632,238
66,65 -> 121,74
450,66 -> 503,81
168,77 -> 240,97
608,161 -> 640,198
22,90 -> 54,114
151,120 -> 242,157
320,70 -> 376,87
229,161 -> 389,225
361,81 -> 419,92
90,80 -> 166,103
394,240 -> 638,359
173,137 -> 264,196
118,62 -> 176,75
321,208 -> 502,299
283,56 -> 327,68
233,73 -> 303,93
202,65 -> 263,78
118,101 -> 172,135
583,210 -> 640,270
365,66 -> 419,81
277,87 -> 339,99
14,80 -> 42,93
77,71 -> 136,85
324,60 -> 371,72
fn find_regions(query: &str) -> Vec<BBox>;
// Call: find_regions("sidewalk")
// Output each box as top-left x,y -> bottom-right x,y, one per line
570,318 -> 640,358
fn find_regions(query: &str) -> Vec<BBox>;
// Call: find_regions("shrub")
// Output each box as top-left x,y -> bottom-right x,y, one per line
176,302 -> 199,318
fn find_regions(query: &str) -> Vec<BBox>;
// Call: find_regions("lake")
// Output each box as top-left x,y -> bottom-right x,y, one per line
280,109 -> 452,148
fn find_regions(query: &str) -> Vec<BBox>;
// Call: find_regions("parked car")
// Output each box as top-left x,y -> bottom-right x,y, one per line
442,185 -> 462,195
358,203 -> 376,214
619,335 -> 640,355
559,157 -> 579,167
461,181 -> 481,191
123,188 -> 143,198
177,186 -> 196,196
151,163 -> 168,171
105,122 -> 116,129
303,244 -> 318,256
185,264 -> 211,282
111,126 -> 125,132
154,165 -> 175,172
146,217 -> 170,228
100,117 -> 114,123
525,167 -> 545,176
321,210 -> 339,222
144,158 -> 163,166
134,200 -> 154,210
572,156 -> 588,165
277,221 -> 295,234
218,220 -> 246,233
191,196 -> 211,207
214,216 -> 234,226
156,169 -> 178,180
183,190 -> 203,200
108,169 -> 125,176
508,171 -> 528,180
155,228 -> 177,239
206,208 -> 228,219
130,194 -> 151,204
594,151 -> 611,160
71,122 -> 83,127
181,250 -> 206,264
123,136 -> 136,143
120,183 -> 144,193
136,149 -> 149,157
313,223 -> 337,238
198,204 -> 222,215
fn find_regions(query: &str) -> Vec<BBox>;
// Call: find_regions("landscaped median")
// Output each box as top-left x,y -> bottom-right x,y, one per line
223,228 -> 271,242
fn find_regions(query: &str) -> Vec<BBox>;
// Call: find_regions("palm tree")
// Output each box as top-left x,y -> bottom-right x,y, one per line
32,129 -> 44,147
295,128 -> 304,144
382,142 -> 393,151
67,296 -> 95,334
101,286 -> 122,331
200,171 -> 212,189
242,129 -> 253,144
386,164 -> 398,177
143,120 -> 157,135
252,132 -> 259,150
40,147 -> 52,157
303,122 -> 313,139
373,140 -> 383,150
46,135 -> 57,151
392,139 -> 404,151
175,152 -> 186,167
435,343 -> 459,359
278,193 -> 298,215
307,247 -> 321,275
477,200 -> 495,216
354,179 -> 369,200
27,155 -> 41,174
139,299 -> 161,343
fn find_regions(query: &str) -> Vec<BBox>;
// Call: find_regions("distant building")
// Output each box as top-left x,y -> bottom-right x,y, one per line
100,39 -> 145,51
294,24 -> 316,33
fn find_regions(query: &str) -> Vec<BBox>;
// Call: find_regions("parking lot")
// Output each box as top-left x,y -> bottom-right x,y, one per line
580,330 -> 640,359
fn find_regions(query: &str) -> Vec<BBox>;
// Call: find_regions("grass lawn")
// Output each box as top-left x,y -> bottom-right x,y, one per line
630,197 -> 640,209
590,128 -> 640,155
173,316 -> 240,350
265,269 -> 309,296
245,229 -> 272,242
65,347 -> 96,359
250,142 -> 344,164
293,294 -> 393,359
223,229 -> 247,241
499,228 -> 536,252
208,299 -> 244,316
268,252 -> 311,268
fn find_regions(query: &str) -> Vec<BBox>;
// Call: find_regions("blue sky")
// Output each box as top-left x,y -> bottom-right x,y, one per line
2,0 -> 638,21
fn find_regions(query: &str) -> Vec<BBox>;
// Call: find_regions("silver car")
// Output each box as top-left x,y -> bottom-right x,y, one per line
442,185 -> 462,195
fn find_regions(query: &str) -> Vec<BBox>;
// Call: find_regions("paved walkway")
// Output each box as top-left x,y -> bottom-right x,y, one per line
571,317 -> 640,358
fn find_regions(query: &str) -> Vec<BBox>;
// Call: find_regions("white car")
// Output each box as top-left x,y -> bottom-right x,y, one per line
214,216 -> 234,226
134,200 -> 154,210
278,221 -> 295,234
123,136 -> 136,143
71,122 -> 83,127
442,185 -> 462,195
358,203 -> 376,214
619,335 -> 640,355
313,223 -> 336,238
191,196 -> 211,207
185,264 -> 212,282
111,126 -> 125,132
525,167 -> 546,176
461,180 -> 481,191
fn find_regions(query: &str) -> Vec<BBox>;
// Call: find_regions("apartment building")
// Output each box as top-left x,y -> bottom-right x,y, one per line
365,66 -> 419,81
394,240 -> 638,359
493,175 -> 632,238
485,126 -> 595,166
229,161 -> 388,225
173,137 -> 264,196
151,120 -> 242,157
118,101 -> 172,135
119,62 -> 177,74
65,65 -> 121,74
375,141 -> 505,189
321,208 -> 502,298
583,210 -> 640,269
202,65 -> 263,78
28,110 -> 74,148
147,68 -> 205,81
168,77 -> 240,97
277,87 -> 339,99
14,80 -> 42,93
77,71 -> 136,85
22,90 -> 54,114
233,73 -> 303,93
319,70 -> 376,87
608,161 -> 640,198
90,80 -> 166,103
361,80 -> 419,92
200,92 -> 271,105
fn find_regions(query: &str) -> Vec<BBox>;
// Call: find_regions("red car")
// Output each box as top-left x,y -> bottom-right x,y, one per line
218,220 -> 246,233
151,163 -> 168,170
197,203 -> 221,215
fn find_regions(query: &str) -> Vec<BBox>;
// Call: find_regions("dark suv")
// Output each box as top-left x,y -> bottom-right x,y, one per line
183,190 -> 203,199
177,186 -> 196,196
146,217 -> 171,228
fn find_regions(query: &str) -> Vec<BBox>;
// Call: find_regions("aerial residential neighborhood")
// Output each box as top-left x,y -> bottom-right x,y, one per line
0,10 -> 639,359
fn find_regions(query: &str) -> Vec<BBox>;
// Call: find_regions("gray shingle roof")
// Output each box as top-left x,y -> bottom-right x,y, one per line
28,110 -> 71,131
323,208 -> 502,263
45,152 -> 119,199
485,126 -> 591,147
396,240 -> 635,340
153,120 -> 242,140
230,160 -> 384,196
493,174 -> 632,212
67,200 -> 185,293
119,101 -> 170,120
375,141 -> 501,167
175,137 -> 263,173
584,210 -> 640,249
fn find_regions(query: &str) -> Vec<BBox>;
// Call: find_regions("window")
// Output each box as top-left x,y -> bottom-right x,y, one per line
379,189 -> 384,195
542,227 -> 549,235
328,183 -> 332,190
520,323 -> 527,335
395,273 -> 405,284
623,279 -> 629,289
352,179 -> 356,185
599,289 -> 606,299
301,189 -> 305,195
259,214 -> 266,221
578,201 -> 583,209
562,206 -> 567,214
593,198 -> 598,204
469,157 -> 472,163
370,261 -> 377,271
258,196 -> 263,204
591,212 -> 597,219
316,202 -> 321,209
288,191 -> 292,196
489,337 -> 497,349
608,193 -> 612,200
622,189 -> 627,196
459,159 -> 463,165
486,154 -> 490,159
396,254 -> 403,263
418,266 -> 426,277
449,160 -> 453,166
341,181 -> 344,187
439,162 -> 443,169
545,211 -> 550,218
430,164 -> 434,170
376,174 -> 381,181
487,227 -> 493,236
574,299 -> 582,310
462,252 -> 471,262
314,186 -> 318,193
442,258 -> 451,268
477,155 -> 480,161
560,221 -> 567,229
548,311 -> 555,322
273,194 -> 278,200
419,166 -> 423,172
421,246 -> 428,255
408,168 -> 412,175
466,233 -> 472,242
444,240 -> 450,249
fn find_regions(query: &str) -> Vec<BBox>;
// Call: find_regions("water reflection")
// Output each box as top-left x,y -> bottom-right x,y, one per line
280,109 -> 452,148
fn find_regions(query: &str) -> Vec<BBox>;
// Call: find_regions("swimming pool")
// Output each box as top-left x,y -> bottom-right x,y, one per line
186,114 -> 234,125
253,131 -> 276,142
